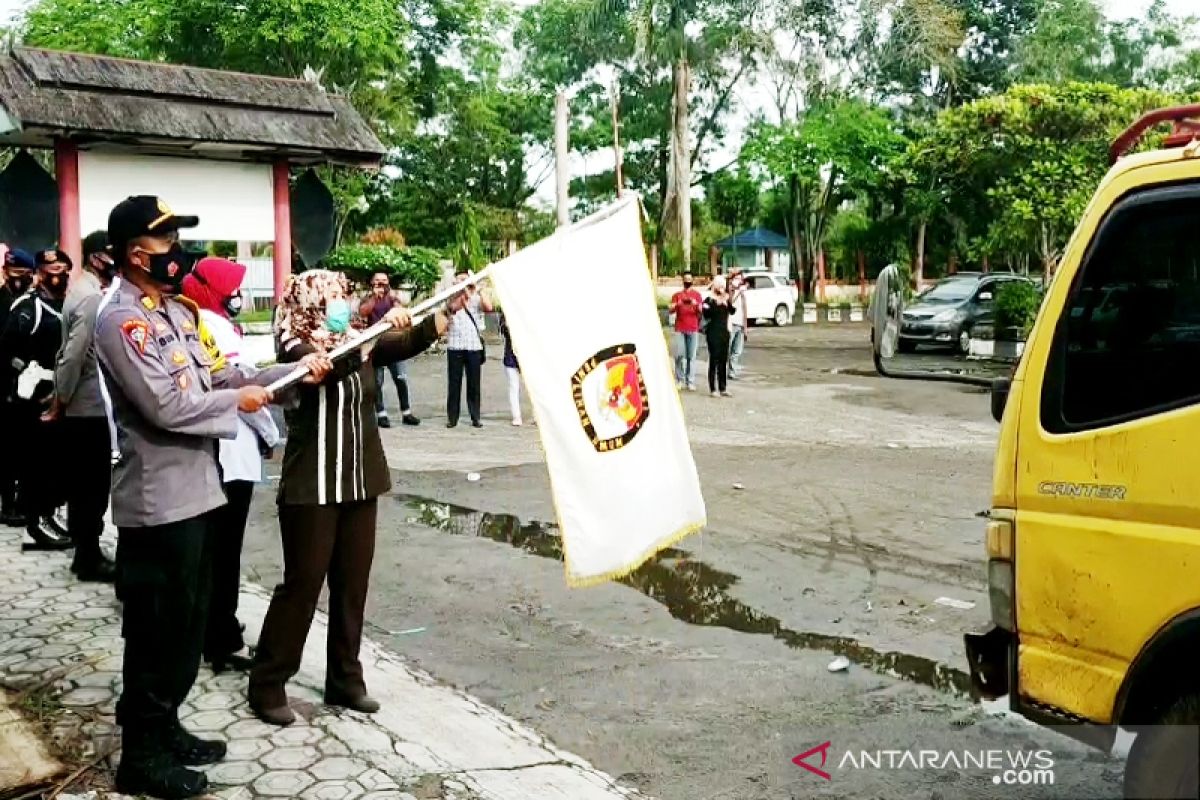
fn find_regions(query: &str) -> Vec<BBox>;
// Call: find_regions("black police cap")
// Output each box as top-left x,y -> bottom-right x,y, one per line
108,196 -> 200,261
35,248 -> 72,269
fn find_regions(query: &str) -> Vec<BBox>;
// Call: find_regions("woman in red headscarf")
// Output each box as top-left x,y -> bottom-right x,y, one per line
181,257 -> 280,673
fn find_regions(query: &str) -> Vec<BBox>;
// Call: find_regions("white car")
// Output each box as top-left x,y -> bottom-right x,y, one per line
738,272 -> 798,326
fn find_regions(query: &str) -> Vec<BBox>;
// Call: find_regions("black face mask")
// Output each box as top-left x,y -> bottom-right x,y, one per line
224,292 -> 244,318
5,274 -> 32,296
91,255 -> 117,282
683,281 -> 693,289
141,243 -> 195,288
43,272 -> 67,296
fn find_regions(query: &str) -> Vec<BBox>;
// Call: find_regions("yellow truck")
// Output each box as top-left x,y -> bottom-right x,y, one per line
959,105 -> 1200,798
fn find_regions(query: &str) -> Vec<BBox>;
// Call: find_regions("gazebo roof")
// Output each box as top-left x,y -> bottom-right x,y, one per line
0,47 -> 385,166
715,227 -> 790,250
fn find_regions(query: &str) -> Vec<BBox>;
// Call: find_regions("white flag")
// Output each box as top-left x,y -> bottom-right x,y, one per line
489,197 -> 706,586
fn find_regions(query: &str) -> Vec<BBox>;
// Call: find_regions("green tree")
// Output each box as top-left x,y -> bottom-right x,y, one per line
1015,0 -> 1199,90
744,99 -> 906,298
524,0 -> 760,264
707,168 -> 761,232
909,82 -> 1175,278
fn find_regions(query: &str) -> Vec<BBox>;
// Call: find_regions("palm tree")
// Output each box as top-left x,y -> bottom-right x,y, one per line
592,0 -> 699,269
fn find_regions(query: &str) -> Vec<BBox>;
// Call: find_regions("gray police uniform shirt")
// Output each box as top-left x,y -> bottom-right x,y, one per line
54,270 -> 107,418
95,277 -> 290,529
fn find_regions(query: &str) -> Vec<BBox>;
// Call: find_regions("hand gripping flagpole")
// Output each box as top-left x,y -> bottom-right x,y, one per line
265,264 -> 496,396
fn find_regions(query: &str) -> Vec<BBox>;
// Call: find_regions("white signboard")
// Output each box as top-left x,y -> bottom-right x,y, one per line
78,152 -> 275,242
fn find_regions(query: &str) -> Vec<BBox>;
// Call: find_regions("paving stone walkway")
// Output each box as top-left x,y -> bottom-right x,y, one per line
0,528 -> 639,800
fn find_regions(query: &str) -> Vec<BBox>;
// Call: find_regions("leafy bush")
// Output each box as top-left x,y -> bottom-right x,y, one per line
321,244 -> 443,293
994,280 -> 1043,338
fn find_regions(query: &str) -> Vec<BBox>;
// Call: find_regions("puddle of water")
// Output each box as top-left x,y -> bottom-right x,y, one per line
396,494 -> 971,695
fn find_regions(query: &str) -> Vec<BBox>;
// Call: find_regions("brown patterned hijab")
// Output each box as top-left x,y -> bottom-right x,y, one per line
274,269 -> 363,354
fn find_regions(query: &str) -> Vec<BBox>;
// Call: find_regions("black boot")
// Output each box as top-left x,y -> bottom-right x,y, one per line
116,732 -> 208,799
72,546 -> 116,583
25,518 -> 74,550
168,720 -> 227,766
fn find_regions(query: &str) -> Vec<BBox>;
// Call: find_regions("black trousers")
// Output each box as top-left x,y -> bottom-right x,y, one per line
115,513 -> 213,739
250,499 -> 377,708
446,349 -> 483,425
12,400 -> 65,520
204,480 -> 254,661
707,332 -> 730,393
62,416 -> 111,556
0,402 -> 16,512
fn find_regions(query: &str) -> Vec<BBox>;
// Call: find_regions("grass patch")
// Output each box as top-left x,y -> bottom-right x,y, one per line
239,307 -> 274,323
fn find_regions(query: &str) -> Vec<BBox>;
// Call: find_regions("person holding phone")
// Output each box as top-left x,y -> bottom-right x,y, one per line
670,272 -> 703,390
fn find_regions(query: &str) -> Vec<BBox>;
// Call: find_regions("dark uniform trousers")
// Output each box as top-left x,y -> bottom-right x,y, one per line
12,399 -> 65,520
62,416 -> 112,555
204,479 -> 254,661
115,513 -> 214,740
249,499 -> 377,708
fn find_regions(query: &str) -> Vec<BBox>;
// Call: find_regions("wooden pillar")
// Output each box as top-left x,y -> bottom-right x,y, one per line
857,250 -> 867,301
817,249 -> 828,303
709,245 -> 719,276
649,243 -> 659,282
272,159 -> 291,301
54,139 -> 82,276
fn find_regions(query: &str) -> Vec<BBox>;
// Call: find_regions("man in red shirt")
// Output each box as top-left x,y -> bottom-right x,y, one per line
669,272 -> 703,390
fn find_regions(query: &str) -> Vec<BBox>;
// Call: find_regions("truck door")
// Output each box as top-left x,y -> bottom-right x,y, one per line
1014,180 -> 1200,723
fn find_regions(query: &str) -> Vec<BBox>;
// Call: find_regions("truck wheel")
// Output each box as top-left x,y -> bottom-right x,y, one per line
1124,693 -> 1200,799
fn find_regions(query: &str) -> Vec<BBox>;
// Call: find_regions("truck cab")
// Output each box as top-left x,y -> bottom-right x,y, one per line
964,106 -> 1200,799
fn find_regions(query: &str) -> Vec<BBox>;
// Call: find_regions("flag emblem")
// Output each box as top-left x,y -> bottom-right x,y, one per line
572,344 -> 649,452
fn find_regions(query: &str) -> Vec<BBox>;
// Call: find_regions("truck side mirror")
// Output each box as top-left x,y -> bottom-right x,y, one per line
991,377 -> 1012,423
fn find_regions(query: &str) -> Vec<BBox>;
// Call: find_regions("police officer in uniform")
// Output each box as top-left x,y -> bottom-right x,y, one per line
0,248 -> 72,547
95,196 -> 330,799
0,249 -> 34,525
50,231 -> 119,581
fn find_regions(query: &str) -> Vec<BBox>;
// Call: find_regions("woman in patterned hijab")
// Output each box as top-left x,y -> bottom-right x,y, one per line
273,269 -> 362,354
250,268 -> 458,727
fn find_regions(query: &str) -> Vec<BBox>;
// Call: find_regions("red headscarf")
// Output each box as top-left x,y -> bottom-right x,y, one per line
181,257 -> 246,318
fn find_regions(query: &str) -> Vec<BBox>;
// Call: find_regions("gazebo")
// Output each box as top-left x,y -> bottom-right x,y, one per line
0,46 -> 385,297
712,228 -> 791,276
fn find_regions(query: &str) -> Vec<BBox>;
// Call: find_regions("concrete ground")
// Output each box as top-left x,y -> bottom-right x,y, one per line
239,324 -> 1126,800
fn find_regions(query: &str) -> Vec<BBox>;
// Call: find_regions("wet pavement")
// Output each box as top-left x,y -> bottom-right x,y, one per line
236,323 -> 1125,799
396,494 -> 970,695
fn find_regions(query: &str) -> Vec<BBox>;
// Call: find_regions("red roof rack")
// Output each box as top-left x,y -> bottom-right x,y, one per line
1110,104 -> 1200,164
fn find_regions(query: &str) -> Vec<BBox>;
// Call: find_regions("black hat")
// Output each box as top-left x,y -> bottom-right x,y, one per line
4,249 -> 33,270
34,248 -> 72,269
81,230 -> 110,258
108,196 -> 199,261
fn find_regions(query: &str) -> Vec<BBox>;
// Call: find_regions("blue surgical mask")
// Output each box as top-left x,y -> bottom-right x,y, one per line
326,299 -> 351,333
